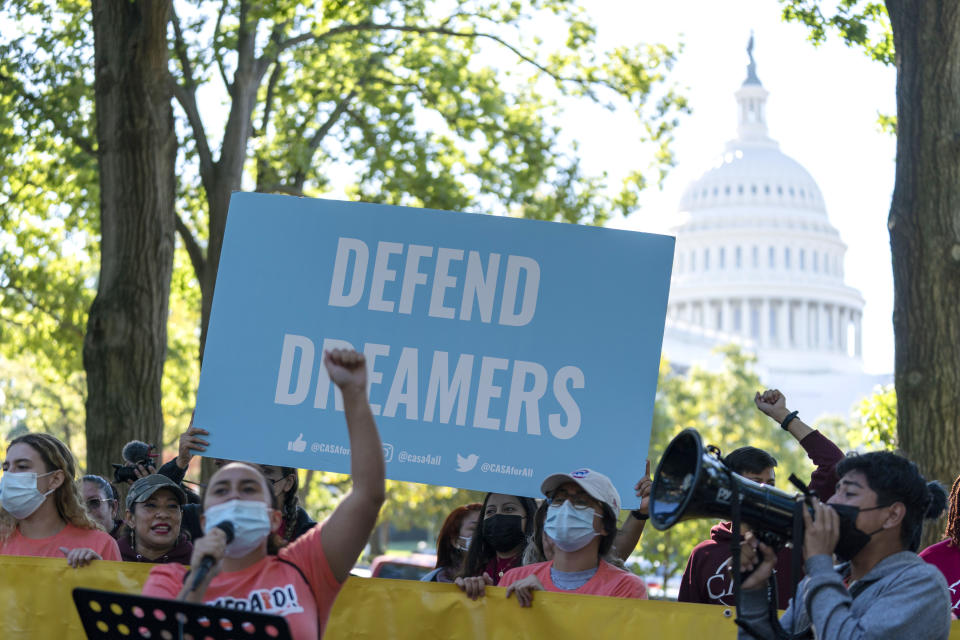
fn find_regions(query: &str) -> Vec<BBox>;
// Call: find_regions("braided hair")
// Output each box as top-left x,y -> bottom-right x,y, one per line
943,475 -> 960,547
276,466 -> 301,542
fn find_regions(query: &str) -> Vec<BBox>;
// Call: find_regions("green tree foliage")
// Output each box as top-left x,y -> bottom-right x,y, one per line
637,347 -> 814,585
0,0 -> 99,450
1,0 -> 688,470
164,0 -> 691,356
780,0 -> 894,64
297,468 -> 483,556
779,0 -> 895,132
850,383 -> 896,450
0,356 -> 86,460
0,1 -> 691,490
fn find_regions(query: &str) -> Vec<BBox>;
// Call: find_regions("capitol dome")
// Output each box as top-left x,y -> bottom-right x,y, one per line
663,40 -> 865,379
679,146 -> 826,215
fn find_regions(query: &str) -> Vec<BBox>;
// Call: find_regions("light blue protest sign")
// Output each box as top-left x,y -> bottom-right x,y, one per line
195,193 -> 673,507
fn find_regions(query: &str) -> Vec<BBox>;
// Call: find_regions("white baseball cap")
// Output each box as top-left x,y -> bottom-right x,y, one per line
540,468 -> 621,514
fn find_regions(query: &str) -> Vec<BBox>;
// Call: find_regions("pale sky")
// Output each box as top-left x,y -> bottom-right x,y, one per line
579,1 -> 897,374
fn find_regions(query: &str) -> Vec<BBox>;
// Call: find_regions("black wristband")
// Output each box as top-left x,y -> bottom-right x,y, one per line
630,509 -> 649,521
780,410 -> 799,431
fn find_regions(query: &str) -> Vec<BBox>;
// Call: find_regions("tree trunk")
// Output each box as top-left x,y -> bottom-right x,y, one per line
197,75 -> 259,361
368,521 -> 390,558
886,0 -> 960,549
198,189 -> 231,361
84,0 -> 176,478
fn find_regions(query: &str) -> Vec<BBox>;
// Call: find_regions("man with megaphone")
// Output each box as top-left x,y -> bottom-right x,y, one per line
735,452 -> 951,640
678,389 -> 844,609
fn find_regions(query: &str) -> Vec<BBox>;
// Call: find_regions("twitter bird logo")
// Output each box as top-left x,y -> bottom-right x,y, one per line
456,453 -> 479,472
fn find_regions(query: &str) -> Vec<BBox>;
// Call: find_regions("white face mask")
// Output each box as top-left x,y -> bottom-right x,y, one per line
457,535 -> 472,551
0,471 -> 57,520
203,499 -> 273,558
544,501 -> 601,552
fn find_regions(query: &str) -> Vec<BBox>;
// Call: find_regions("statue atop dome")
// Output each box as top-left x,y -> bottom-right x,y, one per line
744,31 -> 761,86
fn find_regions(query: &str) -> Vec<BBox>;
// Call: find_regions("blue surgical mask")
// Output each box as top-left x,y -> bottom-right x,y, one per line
204,499 -> 273,558
544,501 -> 601,552
0,471 -> 57,520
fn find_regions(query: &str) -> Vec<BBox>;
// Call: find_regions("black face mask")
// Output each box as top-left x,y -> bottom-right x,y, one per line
481,514 -> 526,553
829,503 -> 888,562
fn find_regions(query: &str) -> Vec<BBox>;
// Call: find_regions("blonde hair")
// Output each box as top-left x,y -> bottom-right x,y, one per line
0,433 -> 101,542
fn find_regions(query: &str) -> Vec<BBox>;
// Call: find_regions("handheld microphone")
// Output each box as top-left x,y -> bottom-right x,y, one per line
121,440 -> 156,464
189,521 -> 235,593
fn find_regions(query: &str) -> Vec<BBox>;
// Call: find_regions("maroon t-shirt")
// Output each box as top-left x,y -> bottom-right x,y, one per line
920,539 -> 960,614
484,553 -> 523,585
677,430 -> 844,609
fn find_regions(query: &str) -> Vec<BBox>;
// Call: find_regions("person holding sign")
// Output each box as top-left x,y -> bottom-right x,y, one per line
455,492 -> 538,598
0,433 -> 121,567
142,349 -> 385,639
498,468 -> 647,606
422,502 -> 481,583
523,463 -> 653,566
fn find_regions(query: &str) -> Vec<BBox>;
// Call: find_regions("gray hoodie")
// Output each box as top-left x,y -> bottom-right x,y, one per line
737,551 -> 951,640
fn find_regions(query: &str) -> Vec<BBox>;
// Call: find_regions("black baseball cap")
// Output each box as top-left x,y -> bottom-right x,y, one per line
125,475 -> 187,511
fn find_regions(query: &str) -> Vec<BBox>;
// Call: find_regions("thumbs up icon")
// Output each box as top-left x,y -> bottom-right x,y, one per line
287,433 -> 307,452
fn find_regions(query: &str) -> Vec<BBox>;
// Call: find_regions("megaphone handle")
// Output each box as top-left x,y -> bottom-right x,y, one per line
728,468 -> 746,609
732,498 -> 814,640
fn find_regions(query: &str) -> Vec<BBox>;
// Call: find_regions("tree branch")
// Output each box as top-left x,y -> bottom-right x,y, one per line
254,22 -> 288,84
274,21 -> 602,99
0,70 -> 96,157
256,60 -> 284,138
213,0 -> 230,90
0,282 -> 85,340
251,56 -> 285,192
169,76 -> 216,195
309,90 -> 356,153
289,90 -> 357,193
174,212 -> 206,284
236,0 -> 258,82
170,4 -> 198,91
217,0 -> 270,190
168,7 -> 215,192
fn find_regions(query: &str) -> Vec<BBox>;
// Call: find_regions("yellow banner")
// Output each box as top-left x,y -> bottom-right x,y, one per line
1,556 -> 958,639
0,555 -> 152,639
326,579 -> 742,639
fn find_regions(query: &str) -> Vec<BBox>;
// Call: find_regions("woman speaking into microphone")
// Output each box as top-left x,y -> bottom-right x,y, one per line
142,349 -> 386,639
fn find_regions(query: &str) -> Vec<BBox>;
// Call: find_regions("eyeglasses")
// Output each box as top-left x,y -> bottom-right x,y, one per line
547,491 -> 599,510
86,498 -> 114,510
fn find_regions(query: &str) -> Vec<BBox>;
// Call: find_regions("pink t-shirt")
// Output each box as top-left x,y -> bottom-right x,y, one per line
500,559 -> 648,599
0,522 -> 121,560
920,539 -> 960,613
143,522 -> 341,639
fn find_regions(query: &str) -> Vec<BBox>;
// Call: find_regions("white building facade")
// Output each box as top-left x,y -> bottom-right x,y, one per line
661,49 -> 889,419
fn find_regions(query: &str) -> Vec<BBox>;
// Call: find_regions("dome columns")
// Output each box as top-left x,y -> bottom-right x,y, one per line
667,297 -> 863,359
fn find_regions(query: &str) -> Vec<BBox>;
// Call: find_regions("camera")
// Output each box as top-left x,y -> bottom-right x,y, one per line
112,440 -> 156,483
